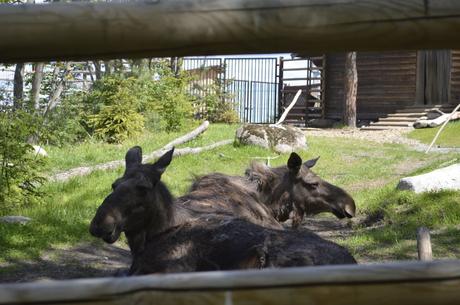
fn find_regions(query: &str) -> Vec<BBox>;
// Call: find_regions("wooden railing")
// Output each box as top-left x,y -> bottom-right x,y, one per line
1,260 -> 460,305
2,0 -> 460,62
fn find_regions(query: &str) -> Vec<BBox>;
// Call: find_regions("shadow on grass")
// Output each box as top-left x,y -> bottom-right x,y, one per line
0,242 -> 131,283
343,189 -> 460,263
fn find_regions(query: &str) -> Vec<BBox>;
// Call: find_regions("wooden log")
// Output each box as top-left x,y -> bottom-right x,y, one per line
417,227 -> 433,261
424,103 -> 460,153
2,260 -> 460,305
49,121 -> 213,182
3,0 -> 460,62
274,89 -> 302,126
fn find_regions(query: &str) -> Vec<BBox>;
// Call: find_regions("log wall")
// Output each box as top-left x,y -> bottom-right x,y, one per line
324,51 -> 418,120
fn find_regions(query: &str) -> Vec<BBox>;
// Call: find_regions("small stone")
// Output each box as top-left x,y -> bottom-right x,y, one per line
0,216 -> 32,225
33,145 -> 48,157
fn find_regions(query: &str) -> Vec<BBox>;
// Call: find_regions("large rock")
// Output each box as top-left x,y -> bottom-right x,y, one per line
235,124 -> 307,153
33,145 -> 48,157
0,216 -> 32,225
397,164 -> 460,193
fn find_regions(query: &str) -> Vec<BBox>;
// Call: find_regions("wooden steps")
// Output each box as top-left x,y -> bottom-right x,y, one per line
361,104 -> 455,130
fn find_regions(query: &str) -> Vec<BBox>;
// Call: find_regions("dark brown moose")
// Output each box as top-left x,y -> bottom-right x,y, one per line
192,153 -> 356,228
90,146 -> 356,275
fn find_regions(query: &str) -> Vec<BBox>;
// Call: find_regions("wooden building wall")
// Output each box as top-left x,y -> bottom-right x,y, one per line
324,51 -> 418,120
450,50 -> 460,102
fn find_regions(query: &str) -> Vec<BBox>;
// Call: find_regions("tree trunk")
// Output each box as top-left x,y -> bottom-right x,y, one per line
43,62 -> 71,117
92,60 -> 102,80
170,57 -> 182,77
343,52 -> 357,127
13,63 -> 25,109
103,60 -> 113,75
30,62 -> 45,111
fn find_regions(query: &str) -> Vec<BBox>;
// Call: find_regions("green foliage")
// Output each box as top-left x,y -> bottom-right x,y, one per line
88,103 -> 145,143
0,110 -> 46,210
190,79 -> 239,124
39,92 -> 89,146
146,67 -> 193,132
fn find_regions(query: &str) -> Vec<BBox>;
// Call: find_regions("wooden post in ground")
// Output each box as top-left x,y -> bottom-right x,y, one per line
417,227 -> 433,261
343,52 -> 357,127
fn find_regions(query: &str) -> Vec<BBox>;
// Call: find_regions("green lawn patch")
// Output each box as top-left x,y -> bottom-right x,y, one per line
1,124 -> 460,264
43,123 -> 236,173
408,120 -> 460,147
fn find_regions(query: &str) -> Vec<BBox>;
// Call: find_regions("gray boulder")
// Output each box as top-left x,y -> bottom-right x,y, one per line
236,124 -> 307,153
0,216 -> 32,225
397,164 -> 460,193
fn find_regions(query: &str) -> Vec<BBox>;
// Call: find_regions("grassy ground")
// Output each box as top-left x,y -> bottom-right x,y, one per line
1,124 -> 460,269
408,120 -> 460,147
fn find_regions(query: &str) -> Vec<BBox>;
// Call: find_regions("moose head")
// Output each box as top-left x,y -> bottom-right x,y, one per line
89,146 -> 175,254
247,152 -> 356,228
284,152 -> 356,227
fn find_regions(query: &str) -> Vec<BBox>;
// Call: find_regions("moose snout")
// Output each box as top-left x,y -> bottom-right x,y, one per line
89,214 -> 117,238
340,197 -> 356,218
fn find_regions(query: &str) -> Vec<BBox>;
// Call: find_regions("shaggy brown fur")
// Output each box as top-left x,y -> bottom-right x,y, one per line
90,147 -> 356,274
190,154 -> 356,229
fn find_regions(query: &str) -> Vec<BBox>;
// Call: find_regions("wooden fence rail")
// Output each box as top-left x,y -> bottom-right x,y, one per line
1,260 -> 460,305
2,0 -> 460,62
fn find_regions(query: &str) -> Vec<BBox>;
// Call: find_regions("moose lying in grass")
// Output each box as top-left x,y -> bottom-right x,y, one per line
90,147 -> 356,275
190,155 -> 356,228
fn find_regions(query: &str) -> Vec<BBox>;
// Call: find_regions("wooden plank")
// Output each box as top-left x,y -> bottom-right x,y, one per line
2,0 -> 460,62
1,261 -> 460,305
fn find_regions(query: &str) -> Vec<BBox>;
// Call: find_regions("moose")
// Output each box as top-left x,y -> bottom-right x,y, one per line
190,154 -> 356,228
90,147 -> 356,274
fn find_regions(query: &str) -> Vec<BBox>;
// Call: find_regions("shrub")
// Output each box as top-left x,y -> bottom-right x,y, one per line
146,68 -> 193,132
0,110 -> 46,210
88,103 -> 145,143
190,79 -> 239,123
39,92 -> 89,146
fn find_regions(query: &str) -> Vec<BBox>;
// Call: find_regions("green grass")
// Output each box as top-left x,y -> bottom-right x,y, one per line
43,122 -> 237,173
1,124 -> 460,265
343,189 -> 460,261
408,120 -> 460,147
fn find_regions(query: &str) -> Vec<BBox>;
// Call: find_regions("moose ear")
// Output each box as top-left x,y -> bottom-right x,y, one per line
304,156 -> 320,169
152,147 -> 175,175
287,152 -> 302,174
125,146 -> 142,169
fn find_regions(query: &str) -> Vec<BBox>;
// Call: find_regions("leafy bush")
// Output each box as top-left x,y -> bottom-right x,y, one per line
0,110 -> 46,210
88,103 -> 145,143
39,92 -> 89,146
190,79 -> 239,124
146,67 -> 193,132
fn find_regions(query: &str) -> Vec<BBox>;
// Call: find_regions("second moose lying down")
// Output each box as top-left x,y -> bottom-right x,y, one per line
189,154 -> 356,228
90,147 -> 356,275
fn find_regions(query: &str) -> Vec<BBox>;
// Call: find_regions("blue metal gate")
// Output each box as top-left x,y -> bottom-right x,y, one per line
182,57 -> 279,123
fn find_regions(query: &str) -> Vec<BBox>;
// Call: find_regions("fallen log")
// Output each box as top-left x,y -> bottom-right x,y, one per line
49,121 -> 230,182
397,163 -> 460,193
413,111 -> 460,128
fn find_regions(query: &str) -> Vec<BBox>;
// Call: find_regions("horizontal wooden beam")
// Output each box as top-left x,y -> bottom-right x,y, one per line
2,260 -> 460,304
2,0 -> 460,62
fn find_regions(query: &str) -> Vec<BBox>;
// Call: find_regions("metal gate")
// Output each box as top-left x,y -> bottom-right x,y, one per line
279,56 -> 326,126
182,57 -> 279,124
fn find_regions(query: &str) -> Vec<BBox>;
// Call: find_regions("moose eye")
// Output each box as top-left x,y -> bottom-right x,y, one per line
302,180 -> 319,189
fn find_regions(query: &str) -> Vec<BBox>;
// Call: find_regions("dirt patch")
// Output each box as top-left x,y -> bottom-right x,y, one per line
1,242 -> 130,283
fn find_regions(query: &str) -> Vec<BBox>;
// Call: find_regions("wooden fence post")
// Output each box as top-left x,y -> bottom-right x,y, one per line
417,227 -> 433,261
